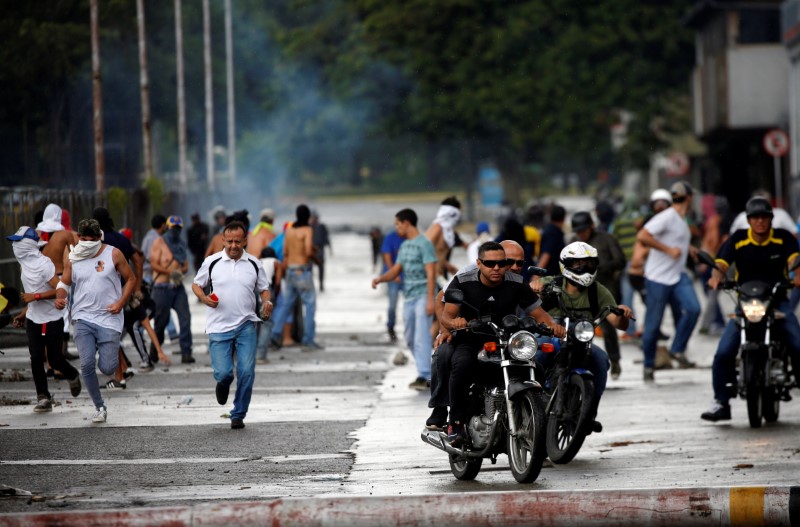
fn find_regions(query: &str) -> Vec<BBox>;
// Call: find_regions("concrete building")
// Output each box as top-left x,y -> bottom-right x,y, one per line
784,0 -> 800,213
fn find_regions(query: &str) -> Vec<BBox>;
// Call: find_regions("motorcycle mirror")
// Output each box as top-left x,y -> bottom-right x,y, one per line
696,250 -> 717,269
527,266 -> 547,277
520,316 -> 536,330
502,314 -> 519,330
443,288 -> 464,305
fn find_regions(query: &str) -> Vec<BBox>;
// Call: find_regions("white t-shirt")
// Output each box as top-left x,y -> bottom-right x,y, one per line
642,207 -> 690,286
20,259 -> 61,324
730,208 -> 798,235
193,251 -> 269,334
259,257 -> 277,289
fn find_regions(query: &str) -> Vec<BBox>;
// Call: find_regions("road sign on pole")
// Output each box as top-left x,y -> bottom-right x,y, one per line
763,129 -> 789,158
666,152 -> 690,177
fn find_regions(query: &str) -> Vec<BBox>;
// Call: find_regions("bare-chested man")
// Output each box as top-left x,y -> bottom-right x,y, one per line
149,215 -> 194,363
425,196 -> 462,278
268,204 -> 322,350
247,208 -> 277,258
36,203 -> 78,276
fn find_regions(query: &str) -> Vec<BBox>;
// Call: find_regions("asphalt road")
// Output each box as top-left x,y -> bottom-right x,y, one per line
2,224 -> 800,515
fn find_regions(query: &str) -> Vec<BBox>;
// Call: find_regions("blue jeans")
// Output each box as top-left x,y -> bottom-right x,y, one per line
209,321 -> 258,421
74,320 -> 122,410
403,295 -> 433,380
642,273 -> 701,368
386,280 -> 402,331
151,284 -> 193,357
255,319 -> 274,360
711,300 -> 800,403
535,339 -> 610,398
271,266 -> 317,345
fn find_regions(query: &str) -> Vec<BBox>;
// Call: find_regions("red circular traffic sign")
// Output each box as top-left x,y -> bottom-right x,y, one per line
763,129 -> 789,157
666,152 -> 690,177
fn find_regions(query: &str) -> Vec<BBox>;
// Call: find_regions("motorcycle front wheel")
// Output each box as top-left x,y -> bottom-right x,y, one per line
449,454 -> 482,480
746,383 -> 763,428
762,387 -> 779,423
546,374 -> 595,464
508,390 -> 547,483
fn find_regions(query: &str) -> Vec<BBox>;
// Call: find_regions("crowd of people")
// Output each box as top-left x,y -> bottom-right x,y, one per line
6,202 -> 330,429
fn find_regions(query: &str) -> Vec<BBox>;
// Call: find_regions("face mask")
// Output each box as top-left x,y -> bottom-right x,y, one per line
69,239 -> 102,262
166,228 -> 182,242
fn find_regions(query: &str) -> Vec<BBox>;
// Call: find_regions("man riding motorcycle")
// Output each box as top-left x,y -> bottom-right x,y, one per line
701,197 -> 800,422
530,241 -> 633,431
440,241 -> 565,446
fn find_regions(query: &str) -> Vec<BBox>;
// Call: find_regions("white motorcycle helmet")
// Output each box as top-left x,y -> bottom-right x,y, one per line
649,188 -> 672,206
559,241 -> 599,288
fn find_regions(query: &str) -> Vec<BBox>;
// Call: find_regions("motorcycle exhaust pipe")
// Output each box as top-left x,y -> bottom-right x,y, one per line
420,410 -> 502,460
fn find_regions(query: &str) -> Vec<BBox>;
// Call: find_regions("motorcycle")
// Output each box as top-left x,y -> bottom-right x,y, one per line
697,250 -> 798,428
535,277 -> 628,464
420,288 -> 550,483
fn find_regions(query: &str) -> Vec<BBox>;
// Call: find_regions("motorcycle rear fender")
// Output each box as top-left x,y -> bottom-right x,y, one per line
508,379 -> 543,400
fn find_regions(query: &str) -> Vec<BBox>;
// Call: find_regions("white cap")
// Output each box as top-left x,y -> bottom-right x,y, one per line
649,189 -> 672,204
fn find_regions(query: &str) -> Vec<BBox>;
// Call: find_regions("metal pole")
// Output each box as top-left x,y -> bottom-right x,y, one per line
225,0 -> 236,184
90,0 -> 105,192
175,0 -> 188,187
136,0 -> 153,181
775,155 -> 783,208
203,0 -> 215,191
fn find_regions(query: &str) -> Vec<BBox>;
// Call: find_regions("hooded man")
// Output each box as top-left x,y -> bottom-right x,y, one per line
425,196 -> 463,277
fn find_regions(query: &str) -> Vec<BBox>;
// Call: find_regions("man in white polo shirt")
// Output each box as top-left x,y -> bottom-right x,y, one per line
192,220 -> 272,430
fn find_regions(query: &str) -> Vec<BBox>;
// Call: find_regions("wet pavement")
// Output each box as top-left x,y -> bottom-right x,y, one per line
1,227 -> 800,515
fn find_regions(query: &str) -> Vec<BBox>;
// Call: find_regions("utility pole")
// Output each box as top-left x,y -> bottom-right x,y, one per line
203,0 -> 215,191
175,0 -> 188,187
225,0 -> 236,184
136,0 -> 153,181
90,0 -> 105,192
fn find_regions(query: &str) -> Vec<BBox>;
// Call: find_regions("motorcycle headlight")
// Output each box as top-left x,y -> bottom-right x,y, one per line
574,320 -> 594,342
508,331 -> 538,361
741,299 -> 766,323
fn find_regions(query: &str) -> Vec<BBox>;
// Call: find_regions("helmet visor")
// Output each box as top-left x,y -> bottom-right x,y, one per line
563,258 -> 598,275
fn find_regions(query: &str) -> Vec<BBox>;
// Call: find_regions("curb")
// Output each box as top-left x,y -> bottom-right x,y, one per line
1,486 -> 798,526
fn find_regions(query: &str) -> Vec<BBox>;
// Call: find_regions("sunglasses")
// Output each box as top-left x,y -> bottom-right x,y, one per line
565,261 -> 598,274
480,259 -> 511,269
507,259 -> 525,267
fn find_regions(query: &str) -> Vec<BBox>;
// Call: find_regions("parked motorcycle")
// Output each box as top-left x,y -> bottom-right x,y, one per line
420,288 -> 550,483
536,277 -> 627,464
697,250 -> 797,428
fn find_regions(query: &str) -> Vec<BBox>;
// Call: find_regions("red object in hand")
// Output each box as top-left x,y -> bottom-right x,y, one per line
208,293 -> 219,302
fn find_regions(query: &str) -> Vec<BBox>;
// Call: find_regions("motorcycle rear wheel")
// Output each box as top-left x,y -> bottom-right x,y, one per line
746,383 -> 763,428
508,391 -> 547,483
546,374 -> 595,464
762,388 -> 780,423
449,454 -> 482,480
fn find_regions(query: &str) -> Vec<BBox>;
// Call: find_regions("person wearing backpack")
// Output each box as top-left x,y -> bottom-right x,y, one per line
192,220 -> 272,430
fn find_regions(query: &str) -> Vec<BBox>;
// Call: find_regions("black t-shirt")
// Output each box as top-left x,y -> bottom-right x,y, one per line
716,228 -> 799,284
103,230 -> 136,261
540,223 -> 565,276
447,268 -> 541,342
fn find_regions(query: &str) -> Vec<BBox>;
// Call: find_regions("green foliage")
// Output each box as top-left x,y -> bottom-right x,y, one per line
107,186 -> 128,227
143,176 -> 165,218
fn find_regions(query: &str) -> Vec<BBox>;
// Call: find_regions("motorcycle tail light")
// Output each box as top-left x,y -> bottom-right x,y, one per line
741,299 -> 766,323
540,342 -> 555,353
483,342 -> 497,353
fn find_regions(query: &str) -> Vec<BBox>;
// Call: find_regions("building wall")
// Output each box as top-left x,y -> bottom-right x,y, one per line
726,46 -> 790,127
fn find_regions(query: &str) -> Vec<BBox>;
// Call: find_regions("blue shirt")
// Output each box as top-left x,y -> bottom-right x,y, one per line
380,230 -> 404,275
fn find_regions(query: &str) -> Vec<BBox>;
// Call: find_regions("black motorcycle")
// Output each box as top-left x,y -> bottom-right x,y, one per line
698,251 -> 797,428
536,278 -> 627,463
420,288 -> 550,483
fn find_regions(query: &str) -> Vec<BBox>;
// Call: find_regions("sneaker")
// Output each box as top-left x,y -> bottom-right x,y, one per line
392,351 -> 409,366
388,328 -> 398,343
103,380 -> 126,390
302,341 -> 325,351
426,407 -> 448,430
256,358 -> 270,365
269,337 -> 283,350
610,360 -> 621,380
33,396 -> 52,413
68,375 -> 82,397
701,400 -> 731,422
181,355 -> 196,364
643,367 -> 655,383
91,406 -> 107,423
139,362 -> 155,373
670,352 -> 696,369
123,371 -> 135,381
408,377 -> 429,391
657,330 -> 670,341
231,418 -> 245,430
216,382 -> 229,405
446,421 -> 469,447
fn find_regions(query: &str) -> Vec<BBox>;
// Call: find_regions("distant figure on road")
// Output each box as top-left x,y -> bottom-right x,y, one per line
269,205 -> 323,350
372,208 -> 437,391
187,213 -> 210,273
192,220 -> 272,430
380,226 -> 404,344
311,212 -> 331,293
55,219 -> 136,424
425,196 -> 462,279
